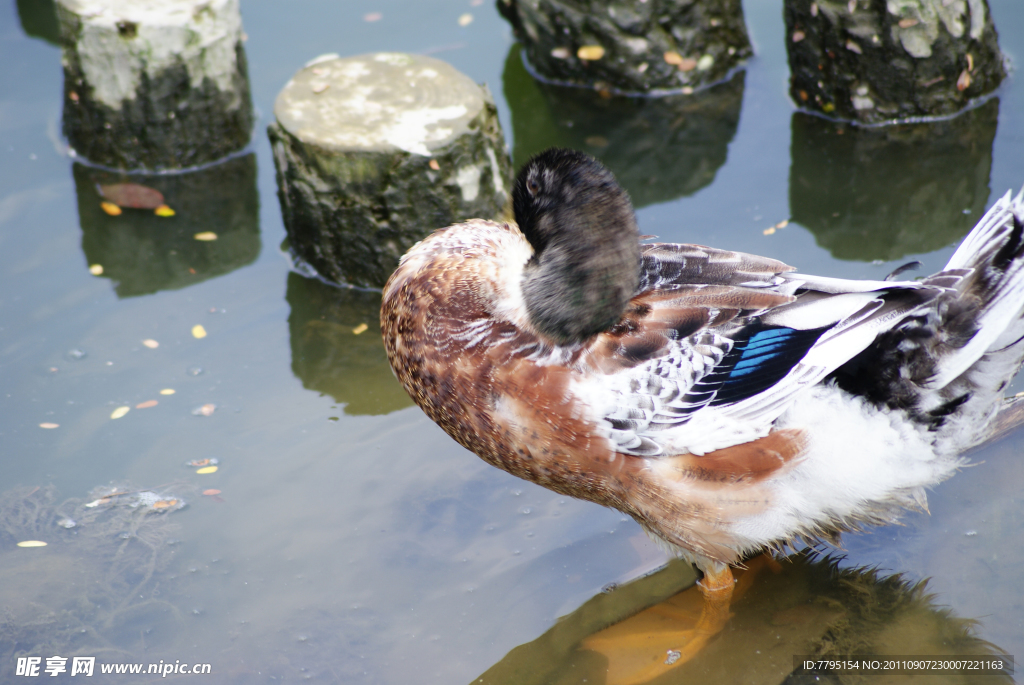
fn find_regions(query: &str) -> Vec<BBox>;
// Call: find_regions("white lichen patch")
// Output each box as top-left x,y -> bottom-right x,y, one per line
486,145 -> 506,197
58,0 -> 245,109
274,53 -> 488,156
887,0 -> 984,58
454,165 -> 481,202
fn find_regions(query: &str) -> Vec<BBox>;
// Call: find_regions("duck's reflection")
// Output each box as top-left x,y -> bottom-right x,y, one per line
74,153 -> 260,298
789,99 -> 999,262
286,272 -> 413,416
503,45 -> 744,209
474,552 -> 1011,685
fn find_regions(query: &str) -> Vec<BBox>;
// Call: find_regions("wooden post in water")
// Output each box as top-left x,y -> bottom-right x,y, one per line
785,0 -> 1005,123
56,0 -> 253,169
497,0 -> 752,94
268,53 -> 513,289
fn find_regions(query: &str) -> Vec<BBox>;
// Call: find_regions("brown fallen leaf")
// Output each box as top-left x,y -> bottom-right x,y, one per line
136,400 -> 158,409
100,183 -> 165,209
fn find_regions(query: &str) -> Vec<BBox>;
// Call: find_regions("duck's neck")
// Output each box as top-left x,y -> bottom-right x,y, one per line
521,205 -> 641,346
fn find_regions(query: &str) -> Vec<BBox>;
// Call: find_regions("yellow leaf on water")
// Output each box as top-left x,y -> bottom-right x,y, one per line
89,264 -> 104,275
136,400 -> 158,409
194,232 -> 217,241
154,205 -> 175,217
152,499 -> 178,509
111,406 -> 130,419
763,227 -> 776,235
39,423 -> 59,429
160,388 -> 175,395
17,540 -> 47,548
202,489 -> 222,496
192,325 -> 207,339
352,323 -> 369,335
577,45 -> 605,61
458,12 -> 473,26
142,339 -> 159,349
196,466 -> 219,474
100,201 -> 122,216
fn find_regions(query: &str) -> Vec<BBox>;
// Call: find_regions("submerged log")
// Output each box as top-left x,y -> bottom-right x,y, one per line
497,0 -> 752,94
56,0 -> 253,169
785,0 -> 1005,123
268,52 -> 513,289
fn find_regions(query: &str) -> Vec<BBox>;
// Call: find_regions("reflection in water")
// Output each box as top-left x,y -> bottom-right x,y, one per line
286,272 -> 413,416
475,553 -> 1011,685
16,0 -> 59,45
789,100 -> 998,262
74,154 -> 260,298
503,45 -> 744,209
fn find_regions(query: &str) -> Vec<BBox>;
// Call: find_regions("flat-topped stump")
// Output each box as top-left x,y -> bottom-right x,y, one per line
785,0 -> 1005,124
56,0 -> 253,170
268,52 -> 513,288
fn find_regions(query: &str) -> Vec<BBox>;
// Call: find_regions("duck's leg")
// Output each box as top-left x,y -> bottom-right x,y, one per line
581,557 -> 788,685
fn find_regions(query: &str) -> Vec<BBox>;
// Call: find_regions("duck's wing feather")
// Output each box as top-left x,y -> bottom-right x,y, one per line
583,245 -> 951,457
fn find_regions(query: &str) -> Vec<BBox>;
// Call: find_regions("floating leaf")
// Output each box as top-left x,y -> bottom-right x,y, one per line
352,323 -> 369,335
192,325 -> 207,339
577,45 -> 605,61
202,489 -> 222,496
154,204 -> 176,217
142,339 -> 159,349
775,219 -> 789,229
39,422 -> 59,429
111,406 -> 130,419
136,400 -> 158,409
192,403 -> 216,416
17,540 -> 47,548
196,466 -> 218,474
100,201 -> 122,216
194,232 -> 218,241
152,499 -> 178,509
89,264 -> 104,275
550,47 -> 570,59
663,51 -> 684,65
763,227 -> 776,236
100,182 -> 164,209
187,458 -> 219,467
458,13 -> 473,26
160,388 -> 175,395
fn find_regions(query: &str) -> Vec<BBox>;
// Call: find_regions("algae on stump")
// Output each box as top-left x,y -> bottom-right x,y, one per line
268,52 -> 513,288
785,0 -> 1005,123
497,0 -> 752,94
56,0 -> 253,170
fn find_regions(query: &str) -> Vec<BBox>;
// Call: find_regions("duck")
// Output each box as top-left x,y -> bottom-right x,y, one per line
381,147 -> 1024,663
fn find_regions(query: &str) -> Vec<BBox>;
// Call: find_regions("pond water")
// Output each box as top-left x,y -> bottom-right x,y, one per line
2,0 -> 1024,683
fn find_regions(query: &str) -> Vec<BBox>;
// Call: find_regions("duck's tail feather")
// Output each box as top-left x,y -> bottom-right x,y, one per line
832,186 -> 1024,448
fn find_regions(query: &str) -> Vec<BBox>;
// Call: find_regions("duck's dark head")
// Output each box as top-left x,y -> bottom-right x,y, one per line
512,148 -> 641,345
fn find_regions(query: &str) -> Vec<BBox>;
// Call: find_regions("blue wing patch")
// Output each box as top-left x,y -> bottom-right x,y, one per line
685,323 -> 833,409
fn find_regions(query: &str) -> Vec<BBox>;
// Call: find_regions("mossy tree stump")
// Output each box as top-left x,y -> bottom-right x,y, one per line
497,0 -> 752,94
56,0 -> 253,170
268,53 -> 513,289
785,0 -> 1005,123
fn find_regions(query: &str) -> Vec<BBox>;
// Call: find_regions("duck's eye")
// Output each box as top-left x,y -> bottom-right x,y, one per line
526,178 -> 540,196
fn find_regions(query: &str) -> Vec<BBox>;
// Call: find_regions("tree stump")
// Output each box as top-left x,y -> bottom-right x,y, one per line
789,98 -> 998,262
56,0 -> 253,170
268,52 -> 513,289
785,0 -> 1005,124
497,0 -> 752,94
503,44 -> 744,208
